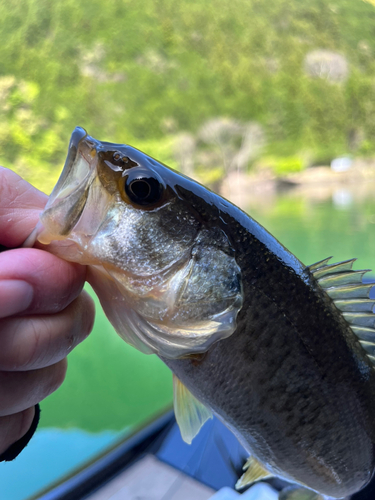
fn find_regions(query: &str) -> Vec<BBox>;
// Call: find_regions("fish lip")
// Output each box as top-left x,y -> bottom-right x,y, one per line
34,128 -> 101,244
23,128 -> 92,248
71,126 -> 87,147
48,127 -> 88,198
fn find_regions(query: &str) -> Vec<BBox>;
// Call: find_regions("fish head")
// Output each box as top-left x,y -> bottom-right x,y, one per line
33,127 -> 243,358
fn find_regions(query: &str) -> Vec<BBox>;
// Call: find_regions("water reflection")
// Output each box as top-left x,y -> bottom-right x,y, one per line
223,175 -> 375,271
0,428 -> 124,500
332,189 -> 353,209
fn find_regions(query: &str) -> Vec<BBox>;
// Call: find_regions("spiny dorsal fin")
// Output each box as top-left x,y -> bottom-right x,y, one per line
312,258 -> 356,278
325,283 -> 373,300
308,258 -> 375,367
351,326 -> 375,341
308,257 -> 333,272
173,374 -> 213,444
334,299 -> 375,312
317,270 -> 369,288
343,312 -> 375,328
235,456 -> 273,490
359,341 -> 375,356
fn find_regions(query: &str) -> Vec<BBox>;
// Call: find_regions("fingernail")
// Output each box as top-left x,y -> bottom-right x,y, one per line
0,280 -> 34,319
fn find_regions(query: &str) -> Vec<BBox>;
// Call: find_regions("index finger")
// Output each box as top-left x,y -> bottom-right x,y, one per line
0,167 -> 48,248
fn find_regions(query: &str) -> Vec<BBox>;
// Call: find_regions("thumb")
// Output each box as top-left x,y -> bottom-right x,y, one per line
0,167 -> 48,248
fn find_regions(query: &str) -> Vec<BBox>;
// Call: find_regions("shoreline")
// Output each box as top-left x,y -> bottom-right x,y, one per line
219,161 -> 375,211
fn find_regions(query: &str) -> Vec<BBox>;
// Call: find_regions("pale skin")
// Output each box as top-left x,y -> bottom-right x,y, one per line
0,166 -> 95,455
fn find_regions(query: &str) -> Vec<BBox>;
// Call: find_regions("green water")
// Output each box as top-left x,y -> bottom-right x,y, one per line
40,290 -> 173,433
3,182 -> 375,500
245,185 -> 375,272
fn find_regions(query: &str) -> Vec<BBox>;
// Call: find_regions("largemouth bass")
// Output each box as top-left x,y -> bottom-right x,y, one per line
26,127 -> 375,500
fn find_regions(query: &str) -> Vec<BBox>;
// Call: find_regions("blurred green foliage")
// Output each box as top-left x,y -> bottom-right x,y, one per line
258,156 -> 305,176
1,0 -> 375,191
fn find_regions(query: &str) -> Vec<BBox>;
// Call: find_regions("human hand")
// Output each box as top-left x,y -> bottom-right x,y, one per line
0,167 -> 95,456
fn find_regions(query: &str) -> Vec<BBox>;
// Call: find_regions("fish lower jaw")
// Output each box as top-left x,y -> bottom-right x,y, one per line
36,235 -> 98,266
31,221 -> 102,265
37,229 -> 69,245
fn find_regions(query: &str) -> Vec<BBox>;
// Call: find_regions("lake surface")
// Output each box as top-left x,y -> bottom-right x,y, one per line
3,180 -> 375,500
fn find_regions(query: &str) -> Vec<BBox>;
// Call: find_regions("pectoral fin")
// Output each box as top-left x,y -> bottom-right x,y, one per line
235,456 -> 273,490
173,375 -> 213,444
279,485 -> 324,500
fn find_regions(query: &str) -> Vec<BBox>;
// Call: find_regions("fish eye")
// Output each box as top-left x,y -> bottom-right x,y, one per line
123,169 -> 164,206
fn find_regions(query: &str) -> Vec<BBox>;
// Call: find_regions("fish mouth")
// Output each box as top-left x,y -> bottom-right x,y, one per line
31,127 -> 100,246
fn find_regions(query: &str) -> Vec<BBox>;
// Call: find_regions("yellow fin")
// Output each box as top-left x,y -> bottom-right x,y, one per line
173,374 -> 213,444
279,485 -> 324,500
235,456 -> 273,490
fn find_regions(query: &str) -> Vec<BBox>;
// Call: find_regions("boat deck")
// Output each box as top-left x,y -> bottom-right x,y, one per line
86,454 -> 214,500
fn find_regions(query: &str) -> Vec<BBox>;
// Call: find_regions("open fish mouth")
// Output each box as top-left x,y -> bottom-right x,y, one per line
37,127 -> 99,245
24,127 -> 97,249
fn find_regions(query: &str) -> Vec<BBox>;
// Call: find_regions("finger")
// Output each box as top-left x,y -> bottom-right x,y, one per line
0,407 -> 35,455
0,359 -> 67,416
0,279 -> 33,319
0,291 -> 95,371
0,167 -> 47,248
0,248 -> 87,316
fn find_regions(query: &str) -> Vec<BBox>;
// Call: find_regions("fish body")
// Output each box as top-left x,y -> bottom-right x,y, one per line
162,196 -> 375,498
30,128 -> 375,498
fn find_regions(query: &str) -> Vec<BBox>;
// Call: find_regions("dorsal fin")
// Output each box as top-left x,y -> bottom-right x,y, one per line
312,258 -> 356,278
351,326 -> 375,341
343,312 -> 375,328
334,299 -> 375,312
307,258 -> 375,367
359,341 -> 375,356
173,374 -> 213,444
317,270 -> 369,288
325,283 -> 373,300
235,456 -> 273,490
308,256 -> 333,272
